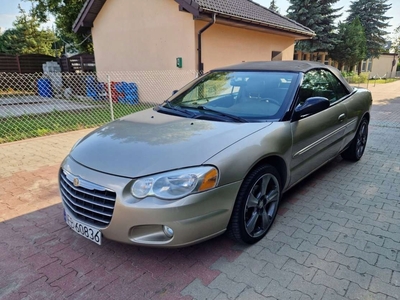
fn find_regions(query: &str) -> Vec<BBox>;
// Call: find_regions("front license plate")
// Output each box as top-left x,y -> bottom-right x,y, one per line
65,211 -> 102,245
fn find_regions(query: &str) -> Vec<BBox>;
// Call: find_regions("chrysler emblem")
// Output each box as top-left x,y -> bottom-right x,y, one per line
73,177 -> 80,187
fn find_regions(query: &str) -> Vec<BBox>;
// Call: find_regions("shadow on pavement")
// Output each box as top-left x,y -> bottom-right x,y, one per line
0,196 -> 249,300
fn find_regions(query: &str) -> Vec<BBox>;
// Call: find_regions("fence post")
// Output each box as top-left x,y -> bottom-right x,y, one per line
16,55 -> 21,73
107,75 -> 115,121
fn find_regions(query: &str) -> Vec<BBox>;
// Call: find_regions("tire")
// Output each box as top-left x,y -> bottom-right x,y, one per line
341,118 -> 368,161
228,164 -> 281,244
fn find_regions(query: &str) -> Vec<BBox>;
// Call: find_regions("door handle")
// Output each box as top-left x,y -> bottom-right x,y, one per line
338,114 -> 346,122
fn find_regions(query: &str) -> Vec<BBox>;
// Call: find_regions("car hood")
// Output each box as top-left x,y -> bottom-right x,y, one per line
70,109 -> 271,178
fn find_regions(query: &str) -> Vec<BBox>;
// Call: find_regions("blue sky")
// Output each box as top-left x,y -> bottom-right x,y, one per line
0,0 -> 399,33
0,0 -> 54,31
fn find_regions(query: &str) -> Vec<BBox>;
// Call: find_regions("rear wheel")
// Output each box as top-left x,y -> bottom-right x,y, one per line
341,118 -> 368,161
228,164 -> 281,244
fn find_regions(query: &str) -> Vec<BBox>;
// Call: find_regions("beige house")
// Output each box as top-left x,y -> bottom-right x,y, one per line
363,53 -> 399,78
73,0 -> 314,73
294,51 -> 399,78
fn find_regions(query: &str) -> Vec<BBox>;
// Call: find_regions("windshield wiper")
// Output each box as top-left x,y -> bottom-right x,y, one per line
195,106 -> 247,123
156,101 -> 196,117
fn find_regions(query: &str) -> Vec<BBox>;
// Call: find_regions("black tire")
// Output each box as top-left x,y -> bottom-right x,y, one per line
341,118 -> 368,161
228,164 -> 281,244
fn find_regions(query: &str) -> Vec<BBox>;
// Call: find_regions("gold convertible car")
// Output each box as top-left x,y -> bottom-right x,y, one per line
59,61 -> 372,247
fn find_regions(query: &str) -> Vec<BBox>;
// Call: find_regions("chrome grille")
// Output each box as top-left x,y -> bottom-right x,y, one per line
59,169 -> 116,228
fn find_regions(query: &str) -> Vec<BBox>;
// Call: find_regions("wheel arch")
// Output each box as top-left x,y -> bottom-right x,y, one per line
249,155 -> 288,191
362,112 -> 370,123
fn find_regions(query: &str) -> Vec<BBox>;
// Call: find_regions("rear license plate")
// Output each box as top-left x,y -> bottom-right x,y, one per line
65,210 -> 102,245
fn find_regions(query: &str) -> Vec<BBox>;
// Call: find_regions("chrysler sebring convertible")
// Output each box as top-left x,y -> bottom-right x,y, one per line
59,61 -> 372,247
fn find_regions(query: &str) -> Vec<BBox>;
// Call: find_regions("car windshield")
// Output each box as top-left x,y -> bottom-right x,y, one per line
162,71 -> 298,122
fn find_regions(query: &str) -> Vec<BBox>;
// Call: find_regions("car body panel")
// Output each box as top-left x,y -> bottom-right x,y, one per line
341,88 -> 373,147
71,108 -> 271,178
204,121 -> 292,188
290,101 -> 348,185
61,156 -> 242,247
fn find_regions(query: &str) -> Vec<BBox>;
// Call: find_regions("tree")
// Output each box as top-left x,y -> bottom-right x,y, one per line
391,25 -> 400,54
287,0 -> 342,53
25,0 -> 92,53
329,18 -> 367,70
269,0 -> 280,13
390,25 -> 400,73
347,0 -> 392,59
0,6 -> 57,55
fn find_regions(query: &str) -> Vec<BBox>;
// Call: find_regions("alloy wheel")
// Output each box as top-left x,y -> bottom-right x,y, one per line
244,173 -> 280,238
356,122 -> 368,159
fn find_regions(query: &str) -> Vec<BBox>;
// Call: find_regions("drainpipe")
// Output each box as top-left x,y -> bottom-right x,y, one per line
198,13 -> 216,74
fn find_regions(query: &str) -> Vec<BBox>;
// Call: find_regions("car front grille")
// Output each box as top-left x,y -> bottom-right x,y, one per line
59,169 -> 116,228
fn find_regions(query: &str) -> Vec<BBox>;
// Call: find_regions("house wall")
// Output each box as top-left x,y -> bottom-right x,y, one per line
370,54 -> 398,78
91,0 -> 197,102
195,21 -> 295,72
92,0 -> 196,72
90,2 -> 299,103
295,51 -> 399,78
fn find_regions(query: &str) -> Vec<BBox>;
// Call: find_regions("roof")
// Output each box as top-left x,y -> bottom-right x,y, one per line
73,0 -> 106,33
212,61 -> 327,72
73,0 -> 314,38
176,0 -> 314,37
212,61 -> 353,92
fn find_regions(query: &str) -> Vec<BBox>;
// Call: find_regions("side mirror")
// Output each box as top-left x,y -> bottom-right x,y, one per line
172,90 -> 178,95
292,97 -> 330,121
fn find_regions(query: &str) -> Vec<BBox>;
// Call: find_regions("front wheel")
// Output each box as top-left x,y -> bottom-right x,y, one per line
228,164 -> 281,244
341,118 -> 368,161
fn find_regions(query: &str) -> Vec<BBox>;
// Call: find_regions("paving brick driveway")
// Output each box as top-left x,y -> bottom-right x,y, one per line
1,81 -> 400,299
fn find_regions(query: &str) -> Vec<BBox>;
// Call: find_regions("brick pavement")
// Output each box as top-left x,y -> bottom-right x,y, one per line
1,80 -> 400,299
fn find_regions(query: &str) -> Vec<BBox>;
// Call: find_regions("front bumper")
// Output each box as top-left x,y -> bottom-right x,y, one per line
60,156 -> 242,247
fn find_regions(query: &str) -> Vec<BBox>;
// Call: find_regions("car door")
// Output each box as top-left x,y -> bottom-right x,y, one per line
289,69 -> 350,186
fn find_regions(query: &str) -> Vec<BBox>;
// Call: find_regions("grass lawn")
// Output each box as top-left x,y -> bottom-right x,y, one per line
0,102 -> 154,143
368,78 -> 398,84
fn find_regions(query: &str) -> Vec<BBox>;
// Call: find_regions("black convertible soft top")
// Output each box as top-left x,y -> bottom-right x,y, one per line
212,61 -> 353,93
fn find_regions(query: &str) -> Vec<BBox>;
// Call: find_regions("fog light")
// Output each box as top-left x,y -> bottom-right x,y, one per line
163,225 -> 174,238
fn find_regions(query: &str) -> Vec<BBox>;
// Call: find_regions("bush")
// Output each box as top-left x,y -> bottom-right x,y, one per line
359,72 -> 368,83
341,71 -> 355,78
342,71 -> 369,84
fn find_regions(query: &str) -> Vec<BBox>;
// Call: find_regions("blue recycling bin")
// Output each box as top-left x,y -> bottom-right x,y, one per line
122,82 -> 139,104
85,75 -> 98,99
37,78 -> 53,97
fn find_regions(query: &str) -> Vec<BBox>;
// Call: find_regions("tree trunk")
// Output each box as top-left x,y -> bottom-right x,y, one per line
357,61 -> 362,75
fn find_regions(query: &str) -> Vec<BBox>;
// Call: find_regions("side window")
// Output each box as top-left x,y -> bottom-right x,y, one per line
323,71 -> 350,101
298,69 -> 348,105
298,70 -> 330,105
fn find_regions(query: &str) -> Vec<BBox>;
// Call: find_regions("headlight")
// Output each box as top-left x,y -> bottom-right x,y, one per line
131,166 -> 218,200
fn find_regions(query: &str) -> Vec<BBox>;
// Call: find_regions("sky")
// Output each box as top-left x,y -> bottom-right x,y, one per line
0,0 -> 54,32
0,0 -> 399,33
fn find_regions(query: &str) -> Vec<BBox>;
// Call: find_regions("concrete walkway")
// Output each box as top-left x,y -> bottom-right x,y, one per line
0,96 -> 99,118
0,80 -> 400,299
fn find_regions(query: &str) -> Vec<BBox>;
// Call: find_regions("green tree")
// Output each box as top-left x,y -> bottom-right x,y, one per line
26,0 -> 92,53
269,0 -> 280,13
329,18 -> 367,70
347,0 -> 392,59
287,0 -> 342,53
0,6 -> 57,55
